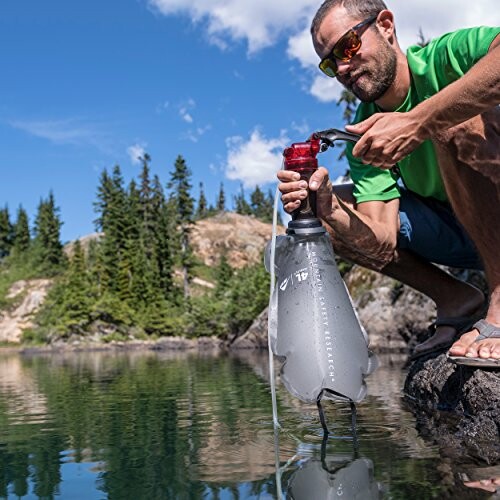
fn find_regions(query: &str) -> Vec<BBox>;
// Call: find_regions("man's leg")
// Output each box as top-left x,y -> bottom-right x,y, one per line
332,185 -> 484,352
433,108 -> 500,360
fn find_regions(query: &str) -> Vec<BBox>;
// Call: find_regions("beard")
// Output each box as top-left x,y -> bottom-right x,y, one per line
341,37 -> 397,103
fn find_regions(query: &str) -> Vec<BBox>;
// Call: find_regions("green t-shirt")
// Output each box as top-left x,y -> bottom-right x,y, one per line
346,26 -> 500,203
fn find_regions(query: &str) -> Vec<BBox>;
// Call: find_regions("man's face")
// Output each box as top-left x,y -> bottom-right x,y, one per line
314,7 -> 397,102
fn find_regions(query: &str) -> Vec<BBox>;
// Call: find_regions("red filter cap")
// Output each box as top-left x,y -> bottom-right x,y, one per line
283,137 -> 321,172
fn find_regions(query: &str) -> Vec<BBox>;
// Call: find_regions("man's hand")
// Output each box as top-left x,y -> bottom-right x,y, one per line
277,167 -> 333,219
346,111 -> 429,168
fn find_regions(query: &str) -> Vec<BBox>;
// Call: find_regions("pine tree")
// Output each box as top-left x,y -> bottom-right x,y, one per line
234,184 -> 251,215
152,175 -> 174,299
12,205 -> 30,256
250,185 -> 266,219
0,206 -> 13,258
61,239 -> 93,330
138,153 -> 155,259
217,182 -> 226,212
215,253 -> 233,299
168,155 -> 195,300
416,28 -> 430,47
196,182 -> 208,219
33,192 -> 64,272
94,166 -> 129,293
266,189 -> 282,225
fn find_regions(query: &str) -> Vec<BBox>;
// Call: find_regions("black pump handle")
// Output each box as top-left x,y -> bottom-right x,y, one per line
312,128 -> 361,149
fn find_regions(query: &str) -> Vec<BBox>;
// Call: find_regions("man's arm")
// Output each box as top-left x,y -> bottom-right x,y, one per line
346,34 -> 500,169
278,168 -> 400,270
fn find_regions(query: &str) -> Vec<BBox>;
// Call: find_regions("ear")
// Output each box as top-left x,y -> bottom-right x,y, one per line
376,10 -> 396,42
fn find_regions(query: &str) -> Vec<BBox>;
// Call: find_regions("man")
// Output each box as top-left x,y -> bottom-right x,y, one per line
278,0 -> 500,365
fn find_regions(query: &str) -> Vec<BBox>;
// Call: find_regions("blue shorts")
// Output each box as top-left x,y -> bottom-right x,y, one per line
397,189 -> 483,270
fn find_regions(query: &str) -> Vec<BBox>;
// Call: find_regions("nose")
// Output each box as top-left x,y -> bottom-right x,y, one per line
336,59 -> 352,77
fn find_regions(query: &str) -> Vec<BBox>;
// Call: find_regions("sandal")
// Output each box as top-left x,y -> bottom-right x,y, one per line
410,310 -> 485,361
447,319 -> 500,368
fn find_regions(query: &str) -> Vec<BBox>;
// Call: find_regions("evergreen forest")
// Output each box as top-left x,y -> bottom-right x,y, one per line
0,154 -> 278,344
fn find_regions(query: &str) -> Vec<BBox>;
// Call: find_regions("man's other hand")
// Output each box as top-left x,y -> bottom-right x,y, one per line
346,111 -> 428,168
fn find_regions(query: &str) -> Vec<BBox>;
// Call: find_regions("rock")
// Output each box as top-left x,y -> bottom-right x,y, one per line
64,232 -> 103,257
231,308 -> 269,349
344,266 -> 435,352
0,279 -> 53,343
404,354 -> 500,463
189,212 -> 285,269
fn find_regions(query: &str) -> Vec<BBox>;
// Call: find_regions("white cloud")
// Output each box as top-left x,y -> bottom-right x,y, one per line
12,119 -> 95,145
148,0 -> 317,54
148,0 -> 499,100
225,128 -> 289,187
389,1 -> 500,51
10,118 -> 114,153
291,120 -> 310,137
180,110 -> 193,123
182,124 -> 212,143
178,98 -> 196,123
287,26 -> 317,68
155,100 -> 170,114
309,76 -> 344,103
127,143 -> 147,165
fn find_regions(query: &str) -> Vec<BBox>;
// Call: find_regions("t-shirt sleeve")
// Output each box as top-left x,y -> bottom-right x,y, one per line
346,141 -> 401,203
429,26 -> 500,84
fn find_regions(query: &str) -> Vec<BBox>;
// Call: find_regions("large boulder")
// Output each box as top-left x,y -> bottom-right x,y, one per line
405,354 -> 500,463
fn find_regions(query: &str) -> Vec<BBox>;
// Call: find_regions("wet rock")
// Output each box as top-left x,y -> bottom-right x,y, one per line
404,354 -> 500,463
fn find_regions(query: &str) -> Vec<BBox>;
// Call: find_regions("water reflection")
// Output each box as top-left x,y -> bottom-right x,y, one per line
285,450 -> 382,499
0,350 -> 495,499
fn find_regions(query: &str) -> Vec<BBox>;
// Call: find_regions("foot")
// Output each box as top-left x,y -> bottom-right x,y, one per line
448,317 -> 500,360
413,288 -> 485,356
463,477 -> 500,493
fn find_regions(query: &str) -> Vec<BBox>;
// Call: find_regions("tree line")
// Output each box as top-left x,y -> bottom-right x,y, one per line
0,154 -> 272,342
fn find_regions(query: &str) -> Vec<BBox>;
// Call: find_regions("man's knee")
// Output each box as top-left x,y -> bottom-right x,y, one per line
434,110 -> 500,164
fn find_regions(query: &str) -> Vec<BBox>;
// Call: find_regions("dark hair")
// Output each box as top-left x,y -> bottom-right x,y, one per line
311,0 -> 388,39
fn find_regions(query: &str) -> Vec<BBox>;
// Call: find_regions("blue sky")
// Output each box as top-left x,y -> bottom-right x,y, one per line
1,0 -> 497,242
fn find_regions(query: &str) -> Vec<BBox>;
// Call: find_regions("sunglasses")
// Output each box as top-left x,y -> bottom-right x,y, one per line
319,14 -> 378,78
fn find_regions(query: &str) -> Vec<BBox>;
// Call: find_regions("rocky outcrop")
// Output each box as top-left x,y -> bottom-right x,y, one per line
0,280 -> 53,343
344,266 -> 434,352
404,354 -> 500,463
189,212 -> 285,269
231,308 -> 269,349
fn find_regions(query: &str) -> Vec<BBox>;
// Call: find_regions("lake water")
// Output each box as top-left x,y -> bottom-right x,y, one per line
0,350 -> 496,499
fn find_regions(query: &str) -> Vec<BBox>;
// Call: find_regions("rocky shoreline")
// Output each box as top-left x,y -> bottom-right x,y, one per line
0,335 -> 226,355
404,353 -> 500,464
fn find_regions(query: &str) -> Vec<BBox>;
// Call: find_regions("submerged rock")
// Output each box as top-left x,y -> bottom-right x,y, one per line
404,354 -> 500,463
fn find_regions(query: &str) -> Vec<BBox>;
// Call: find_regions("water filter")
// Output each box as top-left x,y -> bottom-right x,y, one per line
266,130 -> 377,411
